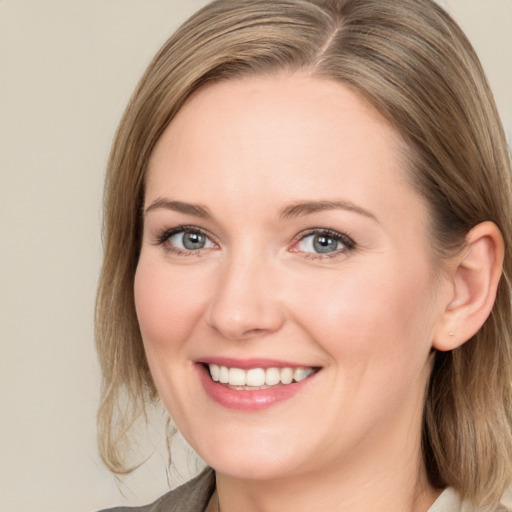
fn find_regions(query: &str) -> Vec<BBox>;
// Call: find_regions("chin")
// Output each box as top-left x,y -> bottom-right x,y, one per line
188,426 -> 309,481
208,455 -> 297,481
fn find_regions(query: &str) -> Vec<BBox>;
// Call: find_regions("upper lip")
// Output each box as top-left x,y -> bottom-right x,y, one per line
196,357 -> 317,370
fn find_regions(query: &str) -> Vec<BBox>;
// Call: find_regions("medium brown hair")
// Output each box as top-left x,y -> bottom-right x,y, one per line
96,0 -> 512,505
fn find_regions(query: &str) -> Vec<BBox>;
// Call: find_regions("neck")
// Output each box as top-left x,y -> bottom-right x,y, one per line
214,458 -> 439,512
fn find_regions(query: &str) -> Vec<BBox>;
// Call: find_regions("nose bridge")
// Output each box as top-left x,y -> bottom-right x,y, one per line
206,245 -> 284,340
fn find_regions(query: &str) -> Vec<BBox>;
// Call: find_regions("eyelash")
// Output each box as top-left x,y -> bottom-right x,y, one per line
291,228 -> 356,259
153,225 -> 217,256
152,226 -> 356,259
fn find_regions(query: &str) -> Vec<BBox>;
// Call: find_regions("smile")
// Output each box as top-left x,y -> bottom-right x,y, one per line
208,364 -> 315,388
198,360 -> 320,410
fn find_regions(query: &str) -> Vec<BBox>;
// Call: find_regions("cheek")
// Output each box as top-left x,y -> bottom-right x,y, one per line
287,258 -> 436,368
134,258 -> 209,353
133,256 -> 213,419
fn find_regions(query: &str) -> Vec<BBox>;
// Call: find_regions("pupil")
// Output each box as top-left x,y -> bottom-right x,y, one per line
183,232 -> 205,250
313,235 -> 337,253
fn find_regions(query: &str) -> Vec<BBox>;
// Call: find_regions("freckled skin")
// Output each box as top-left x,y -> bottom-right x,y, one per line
135,74 -> 448,511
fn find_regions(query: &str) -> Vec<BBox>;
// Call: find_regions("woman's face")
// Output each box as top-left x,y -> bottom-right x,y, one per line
135,74 -> 449,481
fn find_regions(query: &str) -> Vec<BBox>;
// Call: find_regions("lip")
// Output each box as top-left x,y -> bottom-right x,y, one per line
195,360 -> 319,411
198,357 -> 308,370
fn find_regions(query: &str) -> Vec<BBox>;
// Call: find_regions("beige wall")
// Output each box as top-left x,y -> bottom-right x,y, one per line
0,1 -> 510,511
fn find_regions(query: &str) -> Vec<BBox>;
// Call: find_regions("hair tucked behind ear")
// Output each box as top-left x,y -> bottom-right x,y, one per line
96,0 -> 512,504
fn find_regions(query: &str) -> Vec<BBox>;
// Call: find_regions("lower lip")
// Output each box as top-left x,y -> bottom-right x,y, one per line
197,364 -> 316,411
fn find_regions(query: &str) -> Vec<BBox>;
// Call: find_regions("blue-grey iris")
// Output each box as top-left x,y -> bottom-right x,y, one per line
313,234 -> 338,253
183,232 -> 207,250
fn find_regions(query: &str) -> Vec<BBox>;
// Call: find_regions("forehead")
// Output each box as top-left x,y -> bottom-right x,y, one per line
145,73 -> 426,230
150,73 -> 399,168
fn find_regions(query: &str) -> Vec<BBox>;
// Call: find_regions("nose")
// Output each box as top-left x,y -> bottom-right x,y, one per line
206,253 -> 286,340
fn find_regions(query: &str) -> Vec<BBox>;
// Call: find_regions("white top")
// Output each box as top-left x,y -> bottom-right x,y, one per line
429,487 -> 512,511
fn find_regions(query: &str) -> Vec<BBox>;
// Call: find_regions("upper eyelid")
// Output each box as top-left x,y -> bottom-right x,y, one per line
162,225 -> 212,237
153,225 -> 216,245
294,228 -> 355,243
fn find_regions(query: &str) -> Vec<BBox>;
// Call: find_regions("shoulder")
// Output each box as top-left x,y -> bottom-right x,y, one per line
97,468 -> 215,512
429,487 -> 512,512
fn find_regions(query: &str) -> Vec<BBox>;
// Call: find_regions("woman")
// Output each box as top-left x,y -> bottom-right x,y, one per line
96,0 -> 512,510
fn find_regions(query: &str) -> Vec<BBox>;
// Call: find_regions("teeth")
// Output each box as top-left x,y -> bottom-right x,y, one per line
228,368 -> 246,386
210,364 -> 220,382
246,368 -> 266,387
293,367 -> 310,382
280,367 -> 293,385
219,365 -> 229,384
208,364 -> 314,387
265,367 -> 280,386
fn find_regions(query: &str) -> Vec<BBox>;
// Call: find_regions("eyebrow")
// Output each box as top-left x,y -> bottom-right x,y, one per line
279,200 -> 378,222
144,198 -> 378,222
144,198 -> 211,218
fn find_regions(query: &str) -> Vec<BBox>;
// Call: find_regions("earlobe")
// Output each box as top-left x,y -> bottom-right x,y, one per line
433,221 -> 504,352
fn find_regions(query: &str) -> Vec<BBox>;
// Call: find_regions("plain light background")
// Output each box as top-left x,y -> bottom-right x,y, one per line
0,1 -> 510,511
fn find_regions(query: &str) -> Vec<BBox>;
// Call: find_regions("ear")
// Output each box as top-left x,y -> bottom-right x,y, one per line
433,221 -> 504,351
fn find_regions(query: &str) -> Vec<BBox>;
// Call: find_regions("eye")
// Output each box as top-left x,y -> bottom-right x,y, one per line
170,230 -> 214,250
156,226 -> 216,253
293,229 -> 355,256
